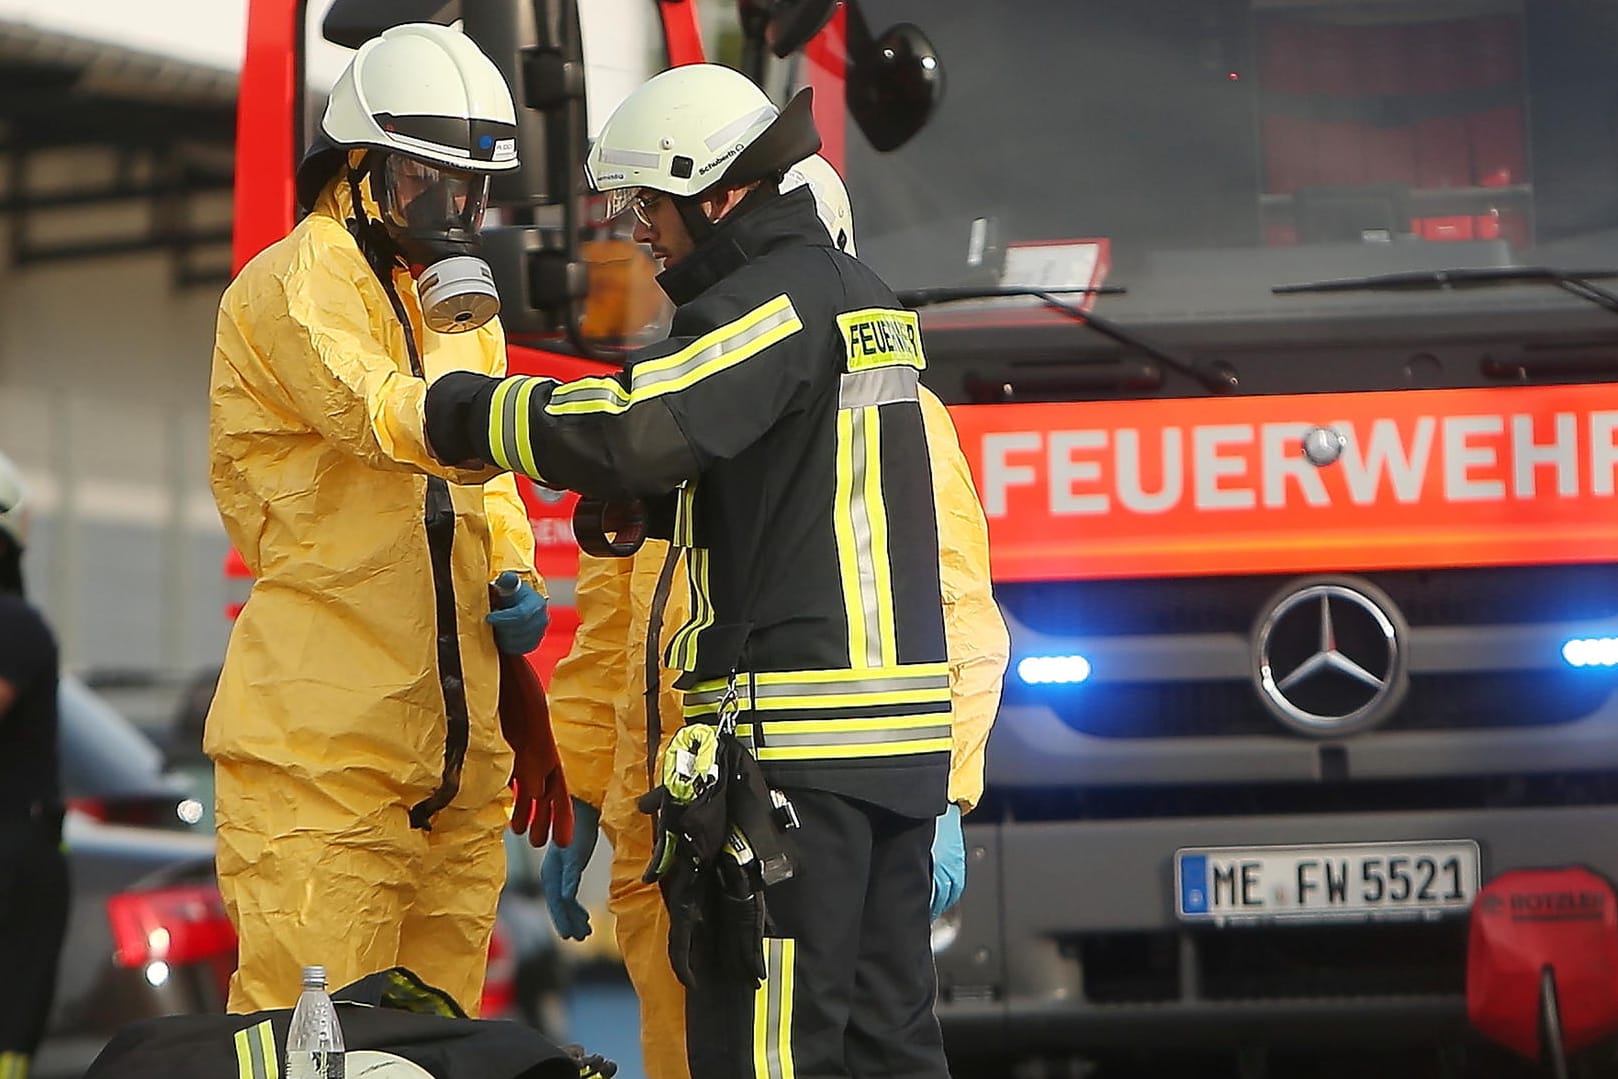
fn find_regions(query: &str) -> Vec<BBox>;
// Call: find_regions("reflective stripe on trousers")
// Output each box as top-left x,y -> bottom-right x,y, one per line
753,937 -> 797,1079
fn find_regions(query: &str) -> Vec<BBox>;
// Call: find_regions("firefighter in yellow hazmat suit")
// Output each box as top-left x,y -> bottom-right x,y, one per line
206,25 -> 554,1014
541,156 -> 1011,1079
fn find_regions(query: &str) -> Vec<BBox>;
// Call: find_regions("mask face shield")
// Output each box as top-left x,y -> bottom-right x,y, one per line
378,155 -> 490,238
370,154 -> 501,334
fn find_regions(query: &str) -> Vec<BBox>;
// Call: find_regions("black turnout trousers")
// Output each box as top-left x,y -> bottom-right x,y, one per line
0,809 -> 69,1064
685,787 -> 949,1079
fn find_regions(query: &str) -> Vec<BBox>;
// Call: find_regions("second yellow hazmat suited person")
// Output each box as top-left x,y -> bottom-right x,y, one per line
540,156 -> 1010,1079
206,23 -> 569,1014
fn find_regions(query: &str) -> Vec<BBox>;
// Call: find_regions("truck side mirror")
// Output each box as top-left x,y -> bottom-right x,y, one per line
462,0 -> 584,209
848,21 -> 944,153
461,0 -> 593,345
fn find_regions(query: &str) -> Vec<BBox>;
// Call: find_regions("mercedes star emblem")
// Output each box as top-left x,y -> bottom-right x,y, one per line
1252,577 -> 1409,737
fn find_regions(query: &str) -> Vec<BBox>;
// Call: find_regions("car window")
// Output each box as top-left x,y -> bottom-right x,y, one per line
57,675 -> 179,801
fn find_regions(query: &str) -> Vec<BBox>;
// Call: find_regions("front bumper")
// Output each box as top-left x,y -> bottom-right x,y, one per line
936,802 -> 1618,1055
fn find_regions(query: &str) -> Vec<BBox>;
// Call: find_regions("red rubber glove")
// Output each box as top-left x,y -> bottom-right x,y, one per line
497,651 -> 575,848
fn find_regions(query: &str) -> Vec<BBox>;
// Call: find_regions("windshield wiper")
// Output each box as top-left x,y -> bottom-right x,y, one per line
897,284 -> 1127,306
897,285 -> 1239,394
1273,267 -> 1618,316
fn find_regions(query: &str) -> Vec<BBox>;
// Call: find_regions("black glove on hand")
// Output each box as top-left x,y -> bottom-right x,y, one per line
423,370 -> 497,466
660,858 -> 710,990
717,854 -> 768,986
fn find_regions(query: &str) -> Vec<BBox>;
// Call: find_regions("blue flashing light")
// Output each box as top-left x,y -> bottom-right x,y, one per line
1562,637 -> 1618,668
1017,654 -> 1093,685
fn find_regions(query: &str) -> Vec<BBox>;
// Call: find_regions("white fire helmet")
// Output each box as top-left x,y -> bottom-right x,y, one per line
585,63 -> 820,219
782,153 -> 856,256
295,22 -> 520,211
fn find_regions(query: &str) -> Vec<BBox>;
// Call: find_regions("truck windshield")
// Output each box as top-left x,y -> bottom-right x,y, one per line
826,0 -> 1618,329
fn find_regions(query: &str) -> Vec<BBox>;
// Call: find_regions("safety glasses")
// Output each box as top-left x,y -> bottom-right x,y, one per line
600,187 -> 667,228
629,191 -> 667,229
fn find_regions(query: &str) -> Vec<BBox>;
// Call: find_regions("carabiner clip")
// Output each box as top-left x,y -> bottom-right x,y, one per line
716,673 -> 741,737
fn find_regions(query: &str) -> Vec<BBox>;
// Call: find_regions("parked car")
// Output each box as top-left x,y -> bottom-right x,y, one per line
37,676 -> 542,1079
37,676 -> 226,1079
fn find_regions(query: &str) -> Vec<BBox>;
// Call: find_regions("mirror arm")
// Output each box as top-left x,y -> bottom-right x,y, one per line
549,0 -> 608,362
738,1 -> 771,85
843,0 -> 877,61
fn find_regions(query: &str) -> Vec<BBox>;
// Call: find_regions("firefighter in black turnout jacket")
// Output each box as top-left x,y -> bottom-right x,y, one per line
425,64 -> 953,1078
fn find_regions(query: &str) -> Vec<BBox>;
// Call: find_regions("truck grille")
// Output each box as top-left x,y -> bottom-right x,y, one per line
1071,923 -> 1466,1005
1020,671 -> 1610,739
999,563 -> 1618,739
1001,564 -> 1618,637
978,772 -> 1618,822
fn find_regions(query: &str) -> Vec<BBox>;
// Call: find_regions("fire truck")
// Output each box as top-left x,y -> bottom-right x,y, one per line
238,0 -> 1618,1072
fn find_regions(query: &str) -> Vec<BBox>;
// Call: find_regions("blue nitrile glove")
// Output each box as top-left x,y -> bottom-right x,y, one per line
487,571 -> 550,655
930,803 -> 966,921
542,798 -> 601,941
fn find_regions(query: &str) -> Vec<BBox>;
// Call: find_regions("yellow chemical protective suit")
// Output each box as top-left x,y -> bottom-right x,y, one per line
205,166 -> 538,1015
545,386 -> 1009,1079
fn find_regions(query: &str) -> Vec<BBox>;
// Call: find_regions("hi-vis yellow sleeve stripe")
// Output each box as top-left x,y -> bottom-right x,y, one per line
545,294 -> 802,416
488,374 -> 547,477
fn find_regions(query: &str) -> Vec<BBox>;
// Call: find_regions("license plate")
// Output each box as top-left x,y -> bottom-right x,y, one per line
1176,840 -> 1481,924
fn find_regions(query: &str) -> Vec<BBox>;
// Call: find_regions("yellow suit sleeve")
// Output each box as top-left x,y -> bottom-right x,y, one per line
220,233 -> 496,484
921,388 -> 1010,814
546,552 -> 635,809
482,474 -> 541,590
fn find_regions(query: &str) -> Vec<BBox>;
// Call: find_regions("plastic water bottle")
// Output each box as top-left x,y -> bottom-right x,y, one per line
285,965 -> 345,1079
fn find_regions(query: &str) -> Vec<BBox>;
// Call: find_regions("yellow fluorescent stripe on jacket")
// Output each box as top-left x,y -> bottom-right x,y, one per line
832,408 -> 867,667
683,687 -> 950,719
861,404 -> 898,668
545,294 -> 802,416
744,738 -> 953,761
666,547 -> 714,672
735,714 -> 953,735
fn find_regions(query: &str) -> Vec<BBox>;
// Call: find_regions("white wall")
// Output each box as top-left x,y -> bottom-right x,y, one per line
0,237 -> 231,675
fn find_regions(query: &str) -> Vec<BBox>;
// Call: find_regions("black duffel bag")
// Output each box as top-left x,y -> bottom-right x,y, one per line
83,966 -> 611,1079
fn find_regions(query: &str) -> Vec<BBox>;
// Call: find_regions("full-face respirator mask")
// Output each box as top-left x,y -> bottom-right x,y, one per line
366,151 -> 501,334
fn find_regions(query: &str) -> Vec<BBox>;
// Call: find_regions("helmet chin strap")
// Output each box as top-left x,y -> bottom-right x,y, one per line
671,194 -> 716,247
345,153 -> 404,281
671,182 -> 776,248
